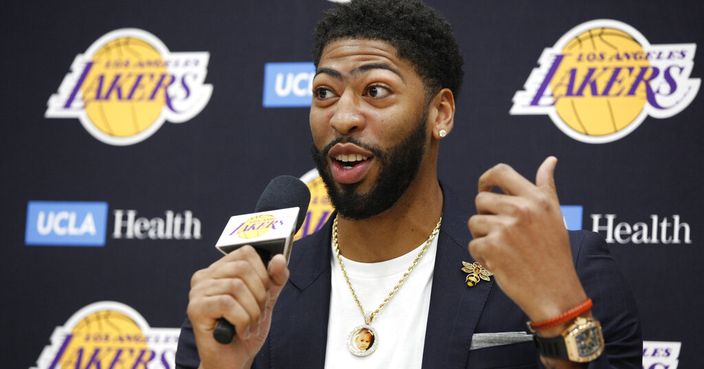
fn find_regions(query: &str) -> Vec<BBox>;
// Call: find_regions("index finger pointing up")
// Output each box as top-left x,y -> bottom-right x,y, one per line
478,163 -> 536,196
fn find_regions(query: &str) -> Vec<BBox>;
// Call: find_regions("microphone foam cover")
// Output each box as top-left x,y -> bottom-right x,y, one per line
255,175 -> 311,232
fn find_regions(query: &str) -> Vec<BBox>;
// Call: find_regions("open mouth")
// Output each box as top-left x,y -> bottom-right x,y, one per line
334,153 -> 370,169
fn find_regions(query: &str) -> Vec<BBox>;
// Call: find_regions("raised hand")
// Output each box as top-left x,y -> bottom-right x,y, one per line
468,156 -> 588,323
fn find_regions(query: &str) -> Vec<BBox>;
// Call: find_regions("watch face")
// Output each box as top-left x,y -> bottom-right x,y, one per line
575,326 -> 602,357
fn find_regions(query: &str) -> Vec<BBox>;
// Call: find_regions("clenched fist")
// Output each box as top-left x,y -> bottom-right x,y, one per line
187,246 -> 289,369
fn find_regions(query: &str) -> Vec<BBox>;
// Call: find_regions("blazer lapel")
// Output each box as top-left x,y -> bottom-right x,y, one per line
422,188 -> 494,369
268,220 -> 333,369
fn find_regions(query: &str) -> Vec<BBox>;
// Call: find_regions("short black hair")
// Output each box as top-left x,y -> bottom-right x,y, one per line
312,0 -> 464,98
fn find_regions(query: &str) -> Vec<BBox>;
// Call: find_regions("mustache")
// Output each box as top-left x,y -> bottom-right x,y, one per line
320,136 -> 384,158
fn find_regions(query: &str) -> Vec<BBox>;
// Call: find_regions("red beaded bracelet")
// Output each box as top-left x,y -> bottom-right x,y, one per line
527,298 -> 593,332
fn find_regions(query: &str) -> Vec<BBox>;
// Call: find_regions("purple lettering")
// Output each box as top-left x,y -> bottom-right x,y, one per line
529,54 -> 564,106
47,334 -> 73,369
131,349 -> 155,369
103,74 -> 125,100
63,62 -> 94,108
160,350 -> 174,369
108,348 -> 124,369
627,66 -> 659,96
150,74 -> 177,112
628,66 -> 665,109
73,347 -> 102,369
575,67 -> 608,96
127,74 -> 145,100
601,67 -> 635,96
180,73 -> 192,99
229,222 -> 245,236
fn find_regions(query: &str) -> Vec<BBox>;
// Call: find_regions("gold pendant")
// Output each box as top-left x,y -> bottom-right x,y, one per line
461,261 -> 493,287
347,324 -> 378,357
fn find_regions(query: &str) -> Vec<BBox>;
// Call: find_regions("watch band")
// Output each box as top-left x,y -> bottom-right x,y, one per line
532,316 -> 605,363
534,334 -> 568,359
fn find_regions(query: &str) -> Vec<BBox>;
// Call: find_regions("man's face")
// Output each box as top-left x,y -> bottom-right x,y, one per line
310,39 -> 431,219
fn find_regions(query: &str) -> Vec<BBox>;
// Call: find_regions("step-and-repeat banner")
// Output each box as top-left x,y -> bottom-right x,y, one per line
2,0 -> 700,368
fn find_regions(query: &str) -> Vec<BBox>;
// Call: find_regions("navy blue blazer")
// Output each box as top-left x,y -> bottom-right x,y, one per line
176,188 -> 642,369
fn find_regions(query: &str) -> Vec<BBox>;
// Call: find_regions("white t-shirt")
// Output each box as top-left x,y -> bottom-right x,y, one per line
323,235 -> 438,369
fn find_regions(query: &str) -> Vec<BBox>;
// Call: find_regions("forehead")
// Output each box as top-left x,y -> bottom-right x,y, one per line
317,38 -> 417,77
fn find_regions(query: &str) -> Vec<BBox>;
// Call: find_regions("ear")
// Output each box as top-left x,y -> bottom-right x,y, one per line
428,88 -> 455,140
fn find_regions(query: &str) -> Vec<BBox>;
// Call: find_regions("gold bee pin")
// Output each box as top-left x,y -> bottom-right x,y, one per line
461,261 -> 493,287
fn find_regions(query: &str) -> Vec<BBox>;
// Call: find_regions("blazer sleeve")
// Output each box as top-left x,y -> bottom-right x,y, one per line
571,230 -> 643,369
174,318 -> 267,369
175,318 -> 201,369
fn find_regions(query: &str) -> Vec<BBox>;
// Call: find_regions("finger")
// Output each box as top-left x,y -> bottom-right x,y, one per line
535,156 -> 558,194
209,246 -> 269,284
266,254 -> 290,302
217,260 -> 268,300
467,214 -> 497,239
467,238 -> 489,269
188,295 -> 254,338
268,254 -> 290,288
478,163 -> 535,196
221,281 -> 263,332
236,246 -> 271,282
475,191 -> 531,216
194,277 -> 267,316
208,245 -> 268,279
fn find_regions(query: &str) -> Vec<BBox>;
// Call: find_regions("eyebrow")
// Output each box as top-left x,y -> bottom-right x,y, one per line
315,63 -> 405,82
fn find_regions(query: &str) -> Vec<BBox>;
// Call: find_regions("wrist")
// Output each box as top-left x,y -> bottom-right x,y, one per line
528,298 -> 592,332
534,311 -> 592,337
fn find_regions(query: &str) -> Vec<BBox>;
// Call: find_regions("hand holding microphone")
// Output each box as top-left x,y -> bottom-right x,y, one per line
186,176 -> 310,369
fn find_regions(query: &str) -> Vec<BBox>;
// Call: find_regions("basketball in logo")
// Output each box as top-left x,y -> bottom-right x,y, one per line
82,38 -> 168,139
552,27 -> 650,137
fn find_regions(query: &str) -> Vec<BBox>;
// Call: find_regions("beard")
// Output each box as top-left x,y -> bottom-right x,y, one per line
311,110 -> 428,220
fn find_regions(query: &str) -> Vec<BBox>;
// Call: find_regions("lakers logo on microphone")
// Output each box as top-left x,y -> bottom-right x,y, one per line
46,28 -> 213,146
511,19 -> 699,143
230,214 -> 284,239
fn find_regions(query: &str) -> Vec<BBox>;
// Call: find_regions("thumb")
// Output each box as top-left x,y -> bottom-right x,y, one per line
535,156 -> 558,193
266,254 -> 290,303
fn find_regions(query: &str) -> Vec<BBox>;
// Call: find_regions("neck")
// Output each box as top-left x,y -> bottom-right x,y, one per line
335,174 -> 443,263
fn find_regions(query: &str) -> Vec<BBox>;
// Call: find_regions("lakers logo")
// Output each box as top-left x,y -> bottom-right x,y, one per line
31,301 -> 179,369
294,169 -> 334,240
46,29 -> 212,146
232,214 -> 281,239
511,20 -> 700,143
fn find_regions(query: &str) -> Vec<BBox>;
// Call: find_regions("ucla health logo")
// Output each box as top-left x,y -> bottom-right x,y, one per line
46,28 -> 213,146
511,20 -> 699,143
560,205 -> 583,231
26,201 -> 108,246
263,62 -> 315,107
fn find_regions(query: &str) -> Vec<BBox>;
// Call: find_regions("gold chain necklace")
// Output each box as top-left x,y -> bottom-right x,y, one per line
333,215 -> 442,357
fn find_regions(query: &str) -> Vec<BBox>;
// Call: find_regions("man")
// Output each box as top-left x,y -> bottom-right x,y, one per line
176,1 -> 641,368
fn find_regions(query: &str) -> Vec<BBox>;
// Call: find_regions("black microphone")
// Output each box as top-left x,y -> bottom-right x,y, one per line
213,175 -> 311,344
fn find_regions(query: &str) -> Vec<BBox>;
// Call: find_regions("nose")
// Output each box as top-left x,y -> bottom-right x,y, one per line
329,89 -> 365,135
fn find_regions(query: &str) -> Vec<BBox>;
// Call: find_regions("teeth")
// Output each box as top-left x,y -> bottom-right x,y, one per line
335,154 -> 368,163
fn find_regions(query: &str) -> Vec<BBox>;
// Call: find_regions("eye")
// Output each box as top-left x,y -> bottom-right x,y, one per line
313,87 -> 336,100
365,85 -> 391,98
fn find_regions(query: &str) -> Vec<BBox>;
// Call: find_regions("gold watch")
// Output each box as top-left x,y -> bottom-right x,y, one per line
533,316 -> 605,363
